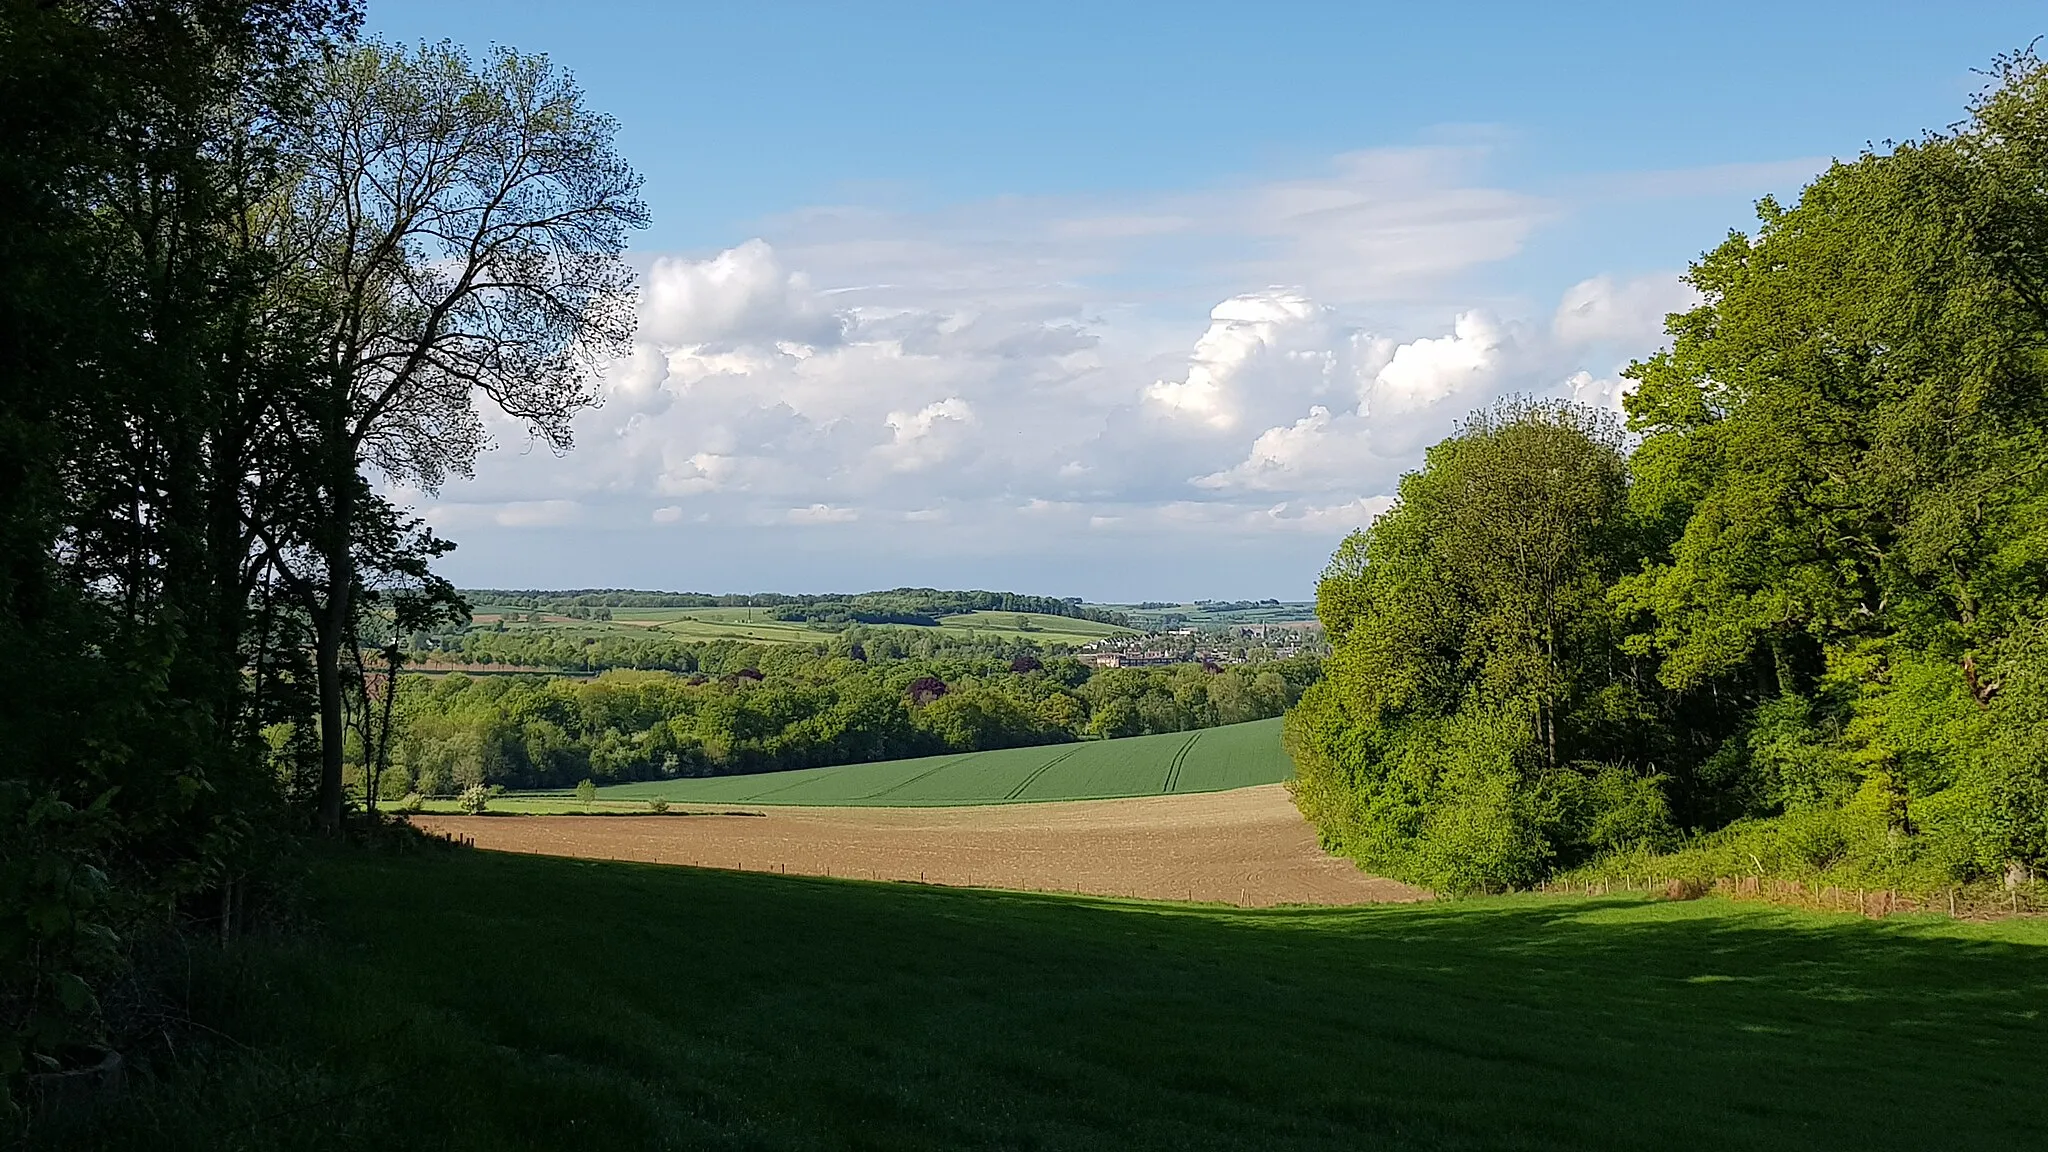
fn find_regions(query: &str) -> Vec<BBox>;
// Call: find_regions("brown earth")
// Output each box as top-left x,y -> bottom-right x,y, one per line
412,783 -> 1427,907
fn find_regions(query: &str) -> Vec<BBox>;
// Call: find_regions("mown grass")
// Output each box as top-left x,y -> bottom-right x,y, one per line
477,718 -> 1288,811
41,847 -> 2048,1151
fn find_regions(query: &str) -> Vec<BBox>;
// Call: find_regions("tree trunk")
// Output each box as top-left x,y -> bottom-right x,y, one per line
314,589 -> 347,836
314,471 -> 355,836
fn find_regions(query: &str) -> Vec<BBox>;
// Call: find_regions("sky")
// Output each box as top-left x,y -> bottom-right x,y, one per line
364,1 -> 2043,600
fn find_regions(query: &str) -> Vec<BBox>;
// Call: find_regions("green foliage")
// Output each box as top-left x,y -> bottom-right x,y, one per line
574,779 -> 597,809
455,785 -> 495,816
1289,400 -> 1660,891
376,649 -> 1310,795
0,0 -> 360,1103
1294,52 -> 2048,895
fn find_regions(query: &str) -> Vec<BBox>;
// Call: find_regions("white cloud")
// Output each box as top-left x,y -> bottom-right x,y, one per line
1552,273 -> 1700,348
787,503 -> 859,524
1145,291 -> 1339,431
423,499 -> 583,530
1369,311 -> 1508,415
641,239 -> 842,349
410,141 -> 1790,593
881,397 -> 976,471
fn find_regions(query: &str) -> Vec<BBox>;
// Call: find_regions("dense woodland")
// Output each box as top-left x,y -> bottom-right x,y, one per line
415,621 -> 1113,673
366,650 -> 1316,799
1290,52 -> 2048,894
0,0 -> 650,1104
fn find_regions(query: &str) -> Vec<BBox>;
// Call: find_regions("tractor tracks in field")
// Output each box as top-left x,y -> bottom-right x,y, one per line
1161,732 -> 1202,794
1002,747 -> 1082,802
857,754 -> 981,802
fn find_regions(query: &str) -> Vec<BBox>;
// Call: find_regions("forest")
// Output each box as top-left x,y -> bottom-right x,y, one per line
1289,50 -> 2048,895
0,0 -> 653,1104
358,649 -> 1315,799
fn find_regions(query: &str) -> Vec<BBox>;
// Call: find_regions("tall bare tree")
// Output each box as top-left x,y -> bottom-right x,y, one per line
271,41 -> 645,833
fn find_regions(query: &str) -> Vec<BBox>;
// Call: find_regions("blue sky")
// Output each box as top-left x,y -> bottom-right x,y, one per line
366,2 -> 2043,599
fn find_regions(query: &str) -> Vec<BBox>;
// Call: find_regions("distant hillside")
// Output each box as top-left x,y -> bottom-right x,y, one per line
460,587 -> 1132,628
1107,600 -> 1320,630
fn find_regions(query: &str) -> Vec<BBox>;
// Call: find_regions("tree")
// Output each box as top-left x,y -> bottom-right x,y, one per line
274,41 -> 647,833
0,0 -> 360,1100
1287,400 -> 1650,890
1616,54 -> 2048,872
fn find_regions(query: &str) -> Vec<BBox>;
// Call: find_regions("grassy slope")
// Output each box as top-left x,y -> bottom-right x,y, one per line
59,848 -> 2048,1151
520,718 -> 1291,810
930,610 -> 1134,644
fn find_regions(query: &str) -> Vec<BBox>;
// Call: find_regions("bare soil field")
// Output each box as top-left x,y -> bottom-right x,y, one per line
412,783 -> 1425,906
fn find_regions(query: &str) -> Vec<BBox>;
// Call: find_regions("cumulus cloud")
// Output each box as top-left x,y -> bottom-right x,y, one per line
1370,312 -> 1508,415
880,397 -> 976,471
412,141 -> 1750,590
1145,291 -> 1339,431
640,239 -> 843,349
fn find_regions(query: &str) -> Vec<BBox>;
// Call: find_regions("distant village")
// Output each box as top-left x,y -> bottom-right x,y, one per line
1076,621 -> 1324,668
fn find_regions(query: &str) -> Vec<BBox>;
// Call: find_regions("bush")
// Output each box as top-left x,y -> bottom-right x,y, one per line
456,785 -> 495,815
646,797 -> 670,814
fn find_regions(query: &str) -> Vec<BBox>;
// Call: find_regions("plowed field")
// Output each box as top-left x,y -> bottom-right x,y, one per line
413,783 -> 1425,906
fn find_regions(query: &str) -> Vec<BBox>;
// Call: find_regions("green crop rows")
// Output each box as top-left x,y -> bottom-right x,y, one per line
585,716 -> 1290,808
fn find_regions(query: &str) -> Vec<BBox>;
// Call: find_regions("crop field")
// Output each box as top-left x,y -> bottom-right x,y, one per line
650,616 -> 819,643
66,847 -> 2048,1151
585,717 -> 1287,808
930,609 -> 1135,643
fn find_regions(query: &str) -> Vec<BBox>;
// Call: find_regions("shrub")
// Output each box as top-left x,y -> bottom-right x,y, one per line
575,779 -> 597,809
457,785 -> 493,815
646,797 -> 670,814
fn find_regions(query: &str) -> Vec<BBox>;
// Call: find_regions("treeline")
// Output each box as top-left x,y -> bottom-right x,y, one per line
367,653 -> 1319,796
1,1 -> 646,1102
424,625 -> 1068,674
1289,53 -> 2048,895
460,586 -> 1133,626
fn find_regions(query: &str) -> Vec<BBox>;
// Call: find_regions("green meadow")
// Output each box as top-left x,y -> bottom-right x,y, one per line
928,610 -> 1136,643
52,847 -> 2048,1151
401,718 -> 1291,814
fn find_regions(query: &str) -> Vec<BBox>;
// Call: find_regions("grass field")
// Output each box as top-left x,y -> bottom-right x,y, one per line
929,610 -> 1135,644
398,718 -> 1289,815
50,847 -> 2048,1151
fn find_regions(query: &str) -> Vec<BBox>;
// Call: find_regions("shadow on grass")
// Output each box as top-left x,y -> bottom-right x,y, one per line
40,848 -> 2048,1152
